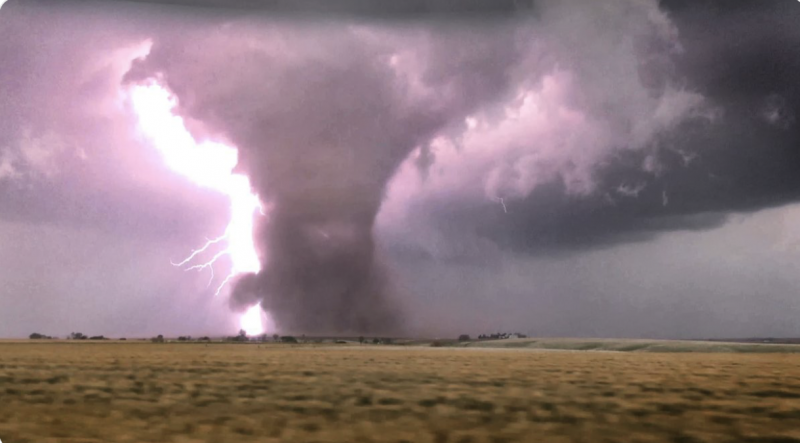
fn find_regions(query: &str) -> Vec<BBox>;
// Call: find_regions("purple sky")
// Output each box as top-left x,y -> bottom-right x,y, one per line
1,0 -> 799,338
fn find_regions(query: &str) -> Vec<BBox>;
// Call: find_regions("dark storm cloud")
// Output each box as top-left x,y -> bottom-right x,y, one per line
380,0 -> 800,260
112,0 -> 533,18
507,0 -> 800,253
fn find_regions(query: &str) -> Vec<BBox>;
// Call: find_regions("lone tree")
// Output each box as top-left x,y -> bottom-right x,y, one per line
458,334 -> 471,342
69,332 -> 87,340
29,332 -> 51,339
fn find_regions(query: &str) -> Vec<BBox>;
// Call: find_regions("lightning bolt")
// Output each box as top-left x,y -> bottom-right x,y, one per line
172,232 -> 247,296
129,82 -> 262,297
170,235 -> 226,268
130,80 -> 268,334
492,196 -> 508,213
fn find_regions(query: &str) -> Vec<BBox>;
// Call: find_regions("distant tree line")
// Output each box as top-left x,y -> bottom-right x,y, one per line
35,330 -> 410,344
357,336 -> 394,345
29,332 -> 53,339
220,331 -> 307,344
476,332 -> 527,340
29,332 -> 116,340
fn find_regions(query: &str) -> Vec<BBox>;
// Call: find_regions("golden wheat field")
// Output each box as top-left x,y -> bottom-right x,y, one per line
2,342 -> 800,443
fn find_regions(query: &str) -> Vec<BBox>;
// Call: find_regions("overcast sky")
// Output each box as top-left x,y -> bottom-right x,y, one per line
1,0 -> 799,338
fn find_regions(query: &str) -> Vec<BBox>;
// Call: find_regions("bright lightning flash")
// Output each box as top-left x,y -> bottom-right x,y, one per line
129,81 -> 267,336
241,303 -> 266,336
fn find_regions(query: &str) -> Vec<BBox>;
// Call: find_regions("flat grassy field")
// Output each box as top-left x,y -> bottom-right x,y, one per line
2,342 -> 800,443
461,338 -> 800,353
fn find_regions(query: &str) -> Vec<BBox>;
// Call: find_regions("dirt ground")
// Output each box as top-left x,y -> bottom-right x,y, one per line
1,342 -> 800,443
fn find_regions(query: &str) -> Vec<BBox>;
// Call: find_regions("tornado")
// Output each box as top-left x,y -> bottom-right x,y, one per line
120,0 -> 697,335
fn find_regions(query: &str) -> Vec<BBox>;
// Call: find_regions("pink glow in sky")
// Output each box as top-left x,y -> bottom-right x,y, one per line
3,0 -> 800,341
128,81 -> 267,335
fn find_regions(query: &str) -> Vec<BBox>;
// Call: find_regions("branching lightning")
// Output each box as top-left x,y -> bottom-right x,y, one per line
128,81 -> 267,335
170,235 -> 226,268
